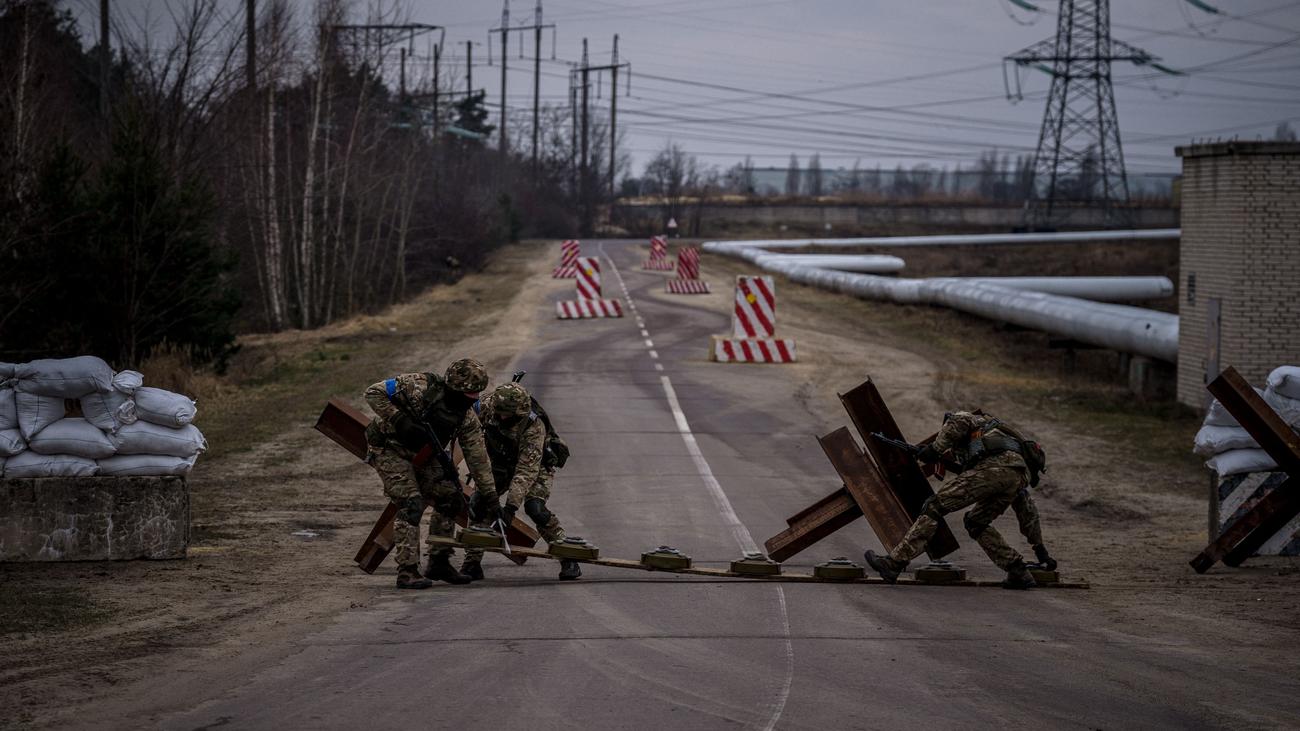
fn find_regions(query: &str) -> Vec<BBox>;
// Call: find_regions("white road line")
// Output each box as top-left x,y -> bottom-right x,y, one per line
599,241 -> 793,731
644,338 -> 655,348
640,329 -> 650,337
654,363 -> 664,371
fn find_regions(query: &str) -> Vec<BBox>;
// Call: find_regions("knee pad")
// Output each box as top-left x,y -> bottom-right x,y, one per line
963,512 -> 989,539
524,497 -> 553,526
920,495 -> 947,521
396,497 -> 425,526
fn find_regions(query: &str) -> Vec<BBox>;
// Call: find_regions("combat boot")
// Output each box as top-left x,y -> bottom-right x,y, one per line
460,557 -> 485,582
396,565 -> 433,590
863,550 -> 906,584
424,553 -> 472,585
1001,559 -> 1037,590
558,559 -> 582,581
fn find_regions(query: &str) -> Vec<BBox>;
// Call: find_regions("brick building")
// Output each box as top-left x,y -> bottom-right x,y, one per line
1175,141 -> 1300,409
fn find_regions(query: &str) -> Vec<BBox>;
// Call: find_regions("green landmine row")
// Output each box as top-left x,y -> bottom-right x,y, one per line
428,536 -> 1085,588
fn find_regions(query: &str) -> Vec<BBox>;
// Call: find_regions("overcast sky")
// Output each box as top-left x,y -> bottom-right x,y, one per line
73,0 -> 1300,177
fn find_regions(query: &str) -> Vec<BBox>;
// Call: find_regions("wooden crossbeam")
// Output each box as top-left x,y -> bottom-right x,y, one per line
1190,367 -> 1300,573
426,537 -> 1088,588
314,398 -> 539,573
763,377 -> 958,563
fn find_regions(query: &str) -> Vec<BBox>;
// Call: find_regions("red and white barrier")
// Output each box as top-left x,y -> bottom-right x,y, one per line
710,336 -> 796,363
556,299 -> 624,319
666,280 -> 711,294
642,235 -> 675,271
665,247 -> 710,293
552,239 -> 580,278
557,256 -> 624,319
710,275 -> 795,362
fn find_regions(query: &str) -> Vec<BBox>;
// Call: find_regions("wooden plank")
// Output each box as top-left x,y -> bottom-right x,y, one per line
1208,367 -> 1300,474
1191,477 -> 1300,573
838,379 -> 959,559
424,537 -> 1089,588
764,488 -> 862,562
818,427 -> 915,551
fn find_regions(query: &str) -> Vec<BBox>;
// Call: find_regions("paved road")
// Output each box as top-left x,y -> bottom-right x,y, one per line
143,240 -> 1293,730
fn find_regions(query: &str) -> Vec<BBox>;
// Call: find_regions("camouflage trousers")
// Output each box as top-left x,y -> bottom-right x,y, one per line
464,467 -> 566,563
889,463 -> 1030,571
370,447 -> 463,567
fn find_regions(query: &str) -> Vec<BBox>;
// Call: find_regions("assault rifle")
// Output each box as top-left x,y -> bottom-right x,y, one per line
393,391 -> 463,490
869,432 -> 965,476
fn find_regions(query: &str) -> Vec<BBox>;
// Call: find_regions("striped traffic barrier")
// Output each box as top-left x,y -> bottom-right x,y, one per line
665,247 -> 711,294
642,235 -> 675,271
1215,471 -> 1300,556
552,239 -> 580,278
709,275 -> 796,362
556,257 -> 624,319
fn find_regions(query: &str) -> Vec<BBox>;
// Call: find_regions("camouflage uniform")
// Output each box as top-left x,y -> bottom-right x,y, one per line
888,412 -> 1031,570
464,384 -> 567,564
364,364 -> 496,571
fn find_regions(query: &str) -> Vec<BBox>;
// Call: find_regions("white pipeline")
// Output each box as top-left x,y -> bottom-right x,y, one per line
704,243 -> 1180,362
959,276 -> 1174,301
751,254 -> 906,273
705,228 -> 1180,250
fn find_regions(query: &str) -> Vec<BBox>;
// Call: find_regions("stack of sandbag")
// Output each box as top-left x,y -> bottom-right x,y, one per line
0,356 -> 205,478
1194,365 -> 1300,476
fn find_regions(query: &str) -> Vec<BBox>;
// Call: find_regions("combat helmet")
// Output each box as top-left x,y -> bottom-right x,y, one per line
492,382 -> 532,417
445,358 -> 489,395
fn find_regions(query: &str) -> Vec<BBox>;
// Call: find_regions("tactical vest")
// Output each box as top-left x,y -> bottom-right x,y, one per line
480,410 -> 537,488
416,373 -> 466,447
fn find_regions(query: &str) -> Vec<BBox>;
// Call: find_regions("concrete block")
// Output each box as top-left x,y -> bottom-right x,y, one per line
0,477 -> 189,561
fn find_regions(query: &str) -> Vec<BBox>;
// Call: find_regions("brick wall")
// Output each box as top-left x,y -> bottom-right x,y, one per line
1176,142 -> 1300,409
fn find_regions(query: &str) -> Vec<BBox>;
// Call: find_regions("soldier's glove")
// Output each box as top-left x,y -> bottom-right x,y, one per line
1032,544 -> 1057,571
915,444 -> 941,465
391,414 -> 428,451
500,502 -> 519,525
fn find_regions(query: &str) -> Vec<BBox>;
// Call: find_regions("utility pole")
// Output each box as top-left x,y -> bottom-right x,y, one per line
245,0 -> 256,89
465,40 -> 474,95
608,34 -> 619,199
99,0 -> 110,121
569,69 -> 578,197
573,35 -> 630,218
1004,0 -> 1159,229
432,42 -> 440,136
491,1 -> 556,174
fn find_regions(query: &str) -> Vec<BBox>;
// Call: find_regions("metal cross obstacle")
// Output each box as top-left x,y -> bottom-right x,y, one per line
764,377 -> 960,565
313,398 -> 541,572
710,276 -> 796,363
552,240 -> 580,278
555,257 -> 624,319
1190,367 -> 1300,573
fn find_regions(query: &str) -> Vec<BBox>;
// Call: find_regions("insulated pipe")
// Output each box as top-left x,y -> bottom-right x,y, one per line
751,254 -> 906,273
959,276 -> 1175,301
712,247 -> 1180,362
702,228 -> 1180,251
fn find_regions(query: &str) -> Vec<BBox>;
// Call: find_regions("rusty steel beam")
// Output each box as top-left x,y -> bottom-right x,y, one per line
819,427 -> 916,553
1190,367 -> 1300,573
765,487 -> 863,562
839,379 -> 959,559
314,399 -> 538,572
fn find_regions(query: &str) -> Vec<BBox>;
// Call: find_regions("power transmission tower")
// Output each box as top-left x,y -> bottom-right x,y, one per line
1004,0 -> 1158,229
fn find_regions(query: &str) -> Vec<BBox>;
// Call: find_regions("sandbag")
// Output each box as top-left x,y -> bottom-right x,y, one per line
29,418 -> 117,459
16,392 -> 67,440
0,387 -> 15,429
0,362 -> 15,381
1206,448 -> 1278,477
1268,366 -> 1300,401
3,451 -> 99,478
14,356 -> 114,398
97,454 -> 196,477
81,389 -> 136,432
134,387 -> 197,428
1193,425 -> 1259,458
1205,387 -> 1300,429
112,420 -> 206,458
112,369 -> 144,394
0,428 -> 25,457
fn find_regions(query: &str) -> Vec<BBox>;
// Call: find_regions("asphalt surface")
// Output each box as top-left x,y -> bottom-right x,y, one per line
141,240 -> 1294,730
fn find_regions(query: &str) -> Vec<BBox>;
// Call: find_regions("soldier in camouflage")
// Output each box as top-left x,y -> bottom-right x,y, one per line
364,358 -> 497,589
864,411 -> 1054,590
462,382 -> 580,581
